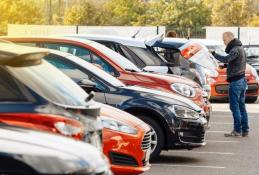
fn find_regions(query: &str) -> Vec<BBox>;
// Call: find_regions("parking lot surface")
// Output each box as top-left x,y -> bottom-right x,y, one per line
144,103 -> 259,175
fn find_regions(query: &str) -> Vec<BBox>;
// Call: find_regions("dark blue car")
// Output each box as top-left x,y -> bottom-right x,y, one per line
44,49 -> 208,160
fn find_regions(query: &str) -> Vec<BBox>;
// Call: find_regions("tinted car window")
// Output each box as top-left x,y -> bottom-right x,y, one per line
42,43 -> 92,62
0,67 -> 28,102
7,59 -> 89,107
45,54 -> 107,92
119,45 -> 145,68
42,43 -> 118,76
127,46 -> 164,66
91,53 -> 118,76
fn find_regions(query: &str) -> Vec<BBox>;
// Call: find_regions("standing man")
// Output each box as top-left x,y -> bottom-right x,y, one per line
212,32 -> 249,137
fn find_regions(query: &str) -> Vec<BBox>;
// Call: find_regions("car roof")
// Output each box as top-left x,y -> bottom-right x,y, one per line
66,34 -> 147,48
0,42 -> 48,67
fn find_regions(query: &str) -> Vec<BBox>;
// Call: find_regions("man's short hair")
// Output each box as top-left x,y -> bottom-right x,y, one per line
223,31 -> 234,38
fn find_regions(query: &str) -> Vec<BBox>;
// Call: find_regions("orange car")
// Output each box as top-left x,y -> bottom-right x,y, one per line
209,64 -> 259,102
100,104 -> 151,175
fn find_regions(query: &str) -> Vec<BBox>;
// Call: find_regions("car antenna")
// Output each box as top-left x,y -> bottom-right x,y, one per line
132,28 -> 141,38
85,91 -> 95,102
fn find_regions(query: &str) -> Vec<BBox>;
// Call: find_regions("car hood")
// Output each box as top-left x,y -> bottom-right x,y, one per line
133,71 -> 199,88
99,103 -> 148,128
0,125 -> 109,174
122,86 -> 202,112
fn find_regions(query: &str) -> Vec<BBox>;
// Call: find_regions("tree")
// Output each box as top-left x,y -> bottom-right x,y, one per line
0,0 -> 44,35
249,16 -> 259,26
103,0 -> 146,25
211,0 -> 254,26
63,0 -> 106,25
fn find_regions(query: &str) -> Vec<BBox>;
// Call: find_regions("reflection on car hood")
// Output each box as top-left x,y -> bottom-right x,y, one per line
123,86 -> 202,112
0,125 -> 108,174
99,103 -> 148,128
135,71 -> 199,88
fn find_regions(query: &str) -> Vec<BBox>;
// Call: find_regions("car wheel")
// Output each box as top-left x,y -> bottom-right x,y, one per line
136,115 -> 164,161
246,97 -> 258,103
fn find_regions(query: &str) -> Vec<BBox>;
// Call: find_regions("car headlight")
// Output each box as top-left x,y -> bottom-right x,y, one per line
169,105 -> 200,120
101,118 -> 137,135
207,77 -> 216,84
250,66 -> 259,81
171,83 -> 196,97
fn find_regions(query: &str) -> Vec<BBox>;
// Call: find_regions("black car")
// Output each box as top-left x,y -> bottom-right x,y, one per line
244,45 -> 259,75
0,43 -> 102,149
44,49 -> 207,160
0,124 -> 111,175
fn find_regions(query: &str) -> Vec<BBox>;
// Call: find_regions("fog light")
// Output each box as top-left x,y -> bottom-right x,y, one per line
179,132 -> 184,137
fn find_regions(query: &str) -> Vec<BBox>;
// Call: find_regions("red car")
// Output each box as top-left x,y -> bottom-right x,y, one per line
0,113 -> 85,140
2,37 -> 211,119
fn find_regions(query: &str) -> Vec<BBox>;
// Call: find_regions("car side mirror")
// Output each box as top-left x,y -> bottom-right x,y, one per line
78,79 -> 98,93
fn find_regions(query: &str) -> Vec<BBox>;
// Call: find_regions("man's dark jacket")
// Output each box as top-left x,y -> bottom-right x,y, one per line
213,38 -> 246,82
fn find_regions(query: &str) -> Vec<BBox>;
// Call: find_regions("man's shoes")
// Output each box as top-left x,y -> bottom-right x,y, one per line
242,132 -> 249,137
224,131 -> 242,137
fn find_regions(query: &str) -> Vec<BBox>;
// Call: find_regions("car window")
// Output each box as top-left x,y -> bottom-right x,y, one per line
42,43 -> 118,76
119,45 -> 146,68
16,42 -> 38,47
42,43 -> 92,62
127,46 -> 164,66
99,41 -> 142,67
0,67 -> 28,102
45,54 -> 107,92
7,59 -> 89,107
91,53 -> 118,77
244,47 -> 259,58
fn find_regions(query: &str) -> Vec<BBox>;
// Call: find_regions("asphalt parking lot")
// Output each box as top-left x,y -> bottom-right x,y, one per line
144,102 -> 259,175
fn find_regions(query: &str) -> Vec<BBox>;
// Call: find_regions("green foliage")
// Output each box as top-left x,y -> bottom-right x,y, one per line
0,0 -> 44,35
211,0 -> 254,26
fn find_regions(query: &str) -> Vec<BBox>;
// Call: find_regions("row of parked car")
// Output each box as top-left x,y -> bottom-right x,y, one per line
0,34 -> 258,175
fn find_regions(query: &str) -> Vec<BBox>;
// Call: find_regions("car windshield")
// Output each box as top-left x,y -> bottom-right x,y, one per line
63,54 -> 126,87
88,41 -> 141,72
7,60 -> 89,108
244,47 -> 259,58
127,46 -> 164,66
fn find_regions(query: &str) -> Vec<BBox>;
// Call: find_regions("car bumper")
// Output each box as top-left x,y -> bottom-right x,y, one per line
102,124 -> 151,175
169,117 -> 207,148
210,81 -> 259,99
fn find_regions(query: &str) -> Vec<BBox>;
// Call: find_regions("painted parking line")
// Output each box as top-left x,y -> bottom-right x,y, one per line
207,130 -> 228,133
169,150 -> 234,155
212,115 -> 256,118
210,122 -> 232,125
206,140 -> 241,143
152,164 -> 225,169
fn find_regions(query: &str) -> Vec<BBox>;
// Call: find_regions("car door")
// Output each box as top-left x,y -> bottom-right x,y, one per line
44,54 -> 108,104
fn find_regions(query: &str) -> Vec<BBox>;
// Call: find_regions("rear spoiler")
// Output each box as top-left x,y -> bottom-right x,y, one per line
0,43 -> 49,67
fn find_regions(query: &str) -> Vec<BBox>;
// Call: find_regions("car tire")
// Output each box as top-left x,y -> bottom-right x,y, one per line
136,114 -> 164,161
246,96 -> 258,103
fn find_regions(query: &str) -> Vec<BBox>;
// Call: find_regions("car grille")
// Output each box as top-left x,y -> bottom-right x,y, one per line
109,152 -> 138,167
141,130 -> 151,151
215,84 -> 258,94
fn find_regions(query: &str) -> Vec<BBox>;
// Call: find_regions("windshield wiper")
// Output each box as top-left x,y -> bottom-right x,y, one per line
85,91 -> 95,102
125,68 -> 138,72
